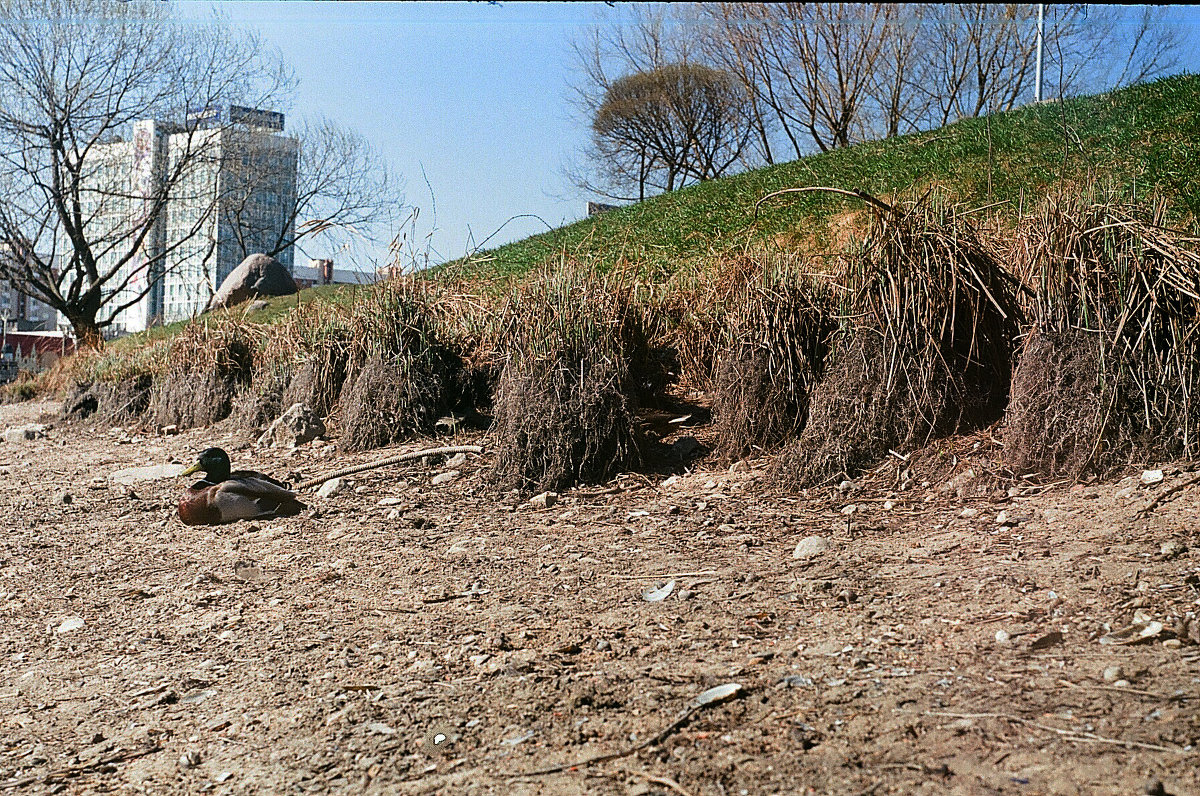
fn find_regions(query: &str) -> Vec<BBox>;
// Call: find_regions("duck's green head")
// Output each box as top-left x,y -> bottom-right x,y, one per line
180,447 -> 231,482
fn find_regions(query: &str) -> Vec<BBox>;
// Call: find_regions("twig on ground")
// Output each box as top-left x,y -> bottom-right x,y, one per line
510,686 -> 742,778
924,710 -> 1183,753
294,445 -> 483,490
632,770 -> 696,796
1135,472 -> 1200,519
0,745 -> 161,790
606,571 -> 718,581
753,186 -> 895,220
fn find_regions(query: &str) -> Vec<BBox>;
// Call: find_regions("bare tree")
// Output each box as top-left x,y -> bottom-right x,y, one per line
694,3 -> 787,165
692,3 -> 1184,160
0,0 -> 291,347
696,4 -> 907,156
590,63 -> 756,200
219,117 -> 402,269
1039,4 -> 1184,99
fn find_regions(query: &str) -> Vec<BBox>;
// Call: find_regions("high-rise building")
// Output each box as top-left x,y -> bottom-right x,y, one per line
0,278 -> 56,332
63,108 -> 298,335
0,245 -> 56,331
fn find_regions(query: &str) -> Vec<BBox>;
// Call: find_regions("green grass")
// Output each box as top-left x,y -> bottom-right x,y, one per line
438,74 -> 1200,283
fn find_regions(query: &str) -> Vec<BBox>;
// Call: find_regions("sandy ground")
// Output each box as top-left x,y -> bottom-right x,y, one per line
1,398 -> 1198,795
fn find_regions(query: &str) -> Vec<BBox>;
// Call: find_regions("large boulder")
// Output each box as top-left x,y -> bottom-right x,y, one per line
206,253 -> 297,312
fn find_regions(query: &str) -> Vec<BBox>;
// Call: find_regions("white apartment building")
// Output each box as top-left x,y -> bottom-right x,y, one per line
66,108 -> 298,335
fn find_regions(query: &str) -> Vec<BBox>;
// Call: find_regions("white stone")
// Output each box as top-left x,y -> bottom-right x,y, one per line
529,491 -> 558,510
257,403 -> 325,449
56,617 -> 84,634
110,464 -> 186,485
792,536 -> 832,559
316,478 -> 342,499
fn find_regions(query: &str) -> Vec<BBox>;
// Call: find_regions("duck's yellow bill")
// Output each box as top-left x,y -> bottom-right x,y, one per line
180,462 -> 202,477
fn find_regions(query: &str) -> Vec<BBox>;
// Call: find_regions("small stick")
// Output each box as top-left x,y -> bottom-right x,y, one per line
632,771 -> 696,796
753,186 -> 895,220
0,745 -> 162,790
1135,472 -> 1200,519
925,711 -> 1182,753
511,704 -> 701,777
294,445 -> 483,490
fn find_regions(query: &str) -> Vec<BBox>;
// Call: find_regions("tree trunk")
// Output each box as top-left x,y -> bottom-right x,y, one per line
66,313 -> 105,350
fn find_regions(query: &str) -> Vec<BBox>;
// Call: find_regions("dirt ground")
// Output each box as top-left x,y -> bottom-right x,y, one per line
1,398 -> 1198,795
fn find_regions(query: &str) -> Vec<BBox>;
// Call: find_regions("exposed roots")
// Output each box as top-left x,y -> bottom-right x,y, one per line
781,195 -> 1023,486
1005,329 -> 1106,479
147,319 -> 254,430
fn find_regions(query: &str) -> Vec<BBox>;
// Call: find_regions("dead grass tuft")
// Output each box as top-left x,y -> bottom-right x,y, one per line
147,318 -> 254,430
782,194 -> 1023,485
1003,193 -> 1200,477
489,266 -> 662,491
713,263 -> 835,461
338,278 -> 469,451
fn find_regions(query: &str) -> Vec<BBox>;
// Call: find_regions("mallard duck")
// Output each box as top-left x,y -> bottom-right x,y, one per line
177,447 -> 306,526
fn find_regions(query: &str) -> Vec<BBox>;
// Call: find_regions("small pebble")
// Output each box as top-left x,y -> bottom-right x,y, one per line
1160,540 -> 1186,559
1102,665 -> 1123,683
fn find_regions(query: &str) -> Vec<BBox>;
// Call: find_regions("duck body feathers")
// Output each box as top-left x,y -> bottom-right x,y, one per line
178,469 -> 307,526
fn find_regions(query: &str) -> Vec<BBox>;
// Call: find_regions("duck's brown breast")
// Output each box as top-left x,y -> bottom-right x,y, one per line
177,488 -> 222,526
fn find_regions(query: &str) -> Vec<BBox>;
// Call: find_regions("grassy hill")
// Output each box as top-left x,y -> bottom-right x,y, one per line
441,74 -> 1200,283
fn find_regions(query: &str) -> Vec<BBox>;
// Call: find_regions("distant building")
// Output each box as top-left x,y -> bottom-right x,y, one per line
0,246 -> 56,331
61,108 -> 299,335
0,281 -> 56,332
293,259 -> 377,289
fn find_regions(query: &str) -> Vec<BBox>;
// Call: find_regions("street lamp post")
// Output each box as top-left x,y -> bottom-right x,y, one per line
1034,4 -> 1045,103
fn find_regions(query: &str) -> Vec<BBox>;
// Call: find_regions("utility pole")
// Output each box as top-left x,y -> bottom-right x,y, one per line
1034,3 -> 1045,102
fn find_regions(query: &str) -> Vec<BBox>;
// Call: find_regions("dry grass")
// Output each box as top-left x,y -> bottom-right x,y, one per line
489,265 -> 662,491
1004,193 -> 1200,477
712,262 -> 835,461
338,278 -> 470,451
147,318 -> 254,430
783,194 -> 1023,486
279,305 -> 353,419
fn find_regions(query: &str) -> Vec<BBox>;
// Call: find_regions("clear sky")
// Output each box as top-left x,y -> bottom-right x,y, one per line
182,1 -> 630,270
185,2 -> 1200,271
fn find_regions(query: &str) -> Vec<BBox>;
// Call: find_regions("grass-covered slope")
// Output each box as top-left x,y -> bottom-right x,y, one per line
445,75 -> 1200,282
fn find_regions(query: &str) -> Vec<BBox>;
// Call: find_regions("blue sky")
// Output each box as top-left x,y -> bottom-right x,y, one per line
184,1 -> 627,270
187,2 -> 1200,271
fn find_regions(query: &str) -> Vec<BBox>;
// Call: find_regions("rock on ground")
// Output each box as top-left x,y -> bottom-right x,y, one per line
257,403 -> 325,449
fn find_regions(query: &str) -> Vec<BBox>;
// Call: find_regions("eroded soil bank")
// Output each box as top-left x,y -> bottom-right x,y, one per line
1,399 -> 1197,795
